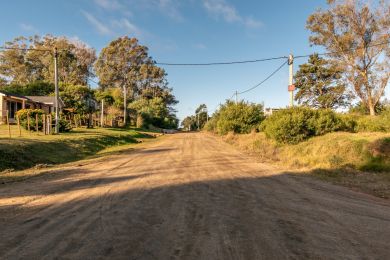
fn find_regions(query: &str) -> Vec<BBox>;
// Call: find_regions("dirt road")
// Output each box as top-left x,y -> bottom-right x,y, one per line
0,133 -> 389,259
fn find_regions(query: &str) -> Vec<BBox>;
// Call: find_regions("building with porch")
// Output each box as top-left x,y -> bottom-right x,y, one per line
0,91 -> 64,123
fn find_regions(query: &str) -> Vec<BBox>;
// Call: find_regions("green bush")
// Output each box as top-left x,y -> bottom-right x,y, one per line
310,109 -> 343,135
57,117 -> 72,132
214,101 -> 264,135
16,109 -> 72,132
16,109 -> 45,131
355,116 -> 389,132
260,107 -> 344,144
339,108 -> 390,133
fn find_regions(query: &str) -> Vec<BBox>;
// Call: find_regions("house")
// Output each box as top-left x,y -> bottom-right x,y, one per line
263,107 -> 283,116
0,91 -> 64,124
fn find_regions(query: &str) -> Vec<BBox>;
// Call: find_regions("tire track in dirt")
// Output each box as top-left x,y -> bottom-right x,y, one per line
0,132 -> 389,259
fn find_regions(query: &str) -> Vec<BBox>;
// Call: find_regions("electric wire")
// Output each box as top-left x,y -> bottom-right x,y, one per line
237,60 -> 288,95
0,46 -> 52,52
294,41 -> 389,59
155,56 -> 288,66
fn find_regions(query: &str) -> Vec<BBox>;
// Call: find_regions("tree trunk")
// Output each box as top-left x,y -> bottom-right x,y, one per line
123,86 -> 127,125
368,102 -> 376,116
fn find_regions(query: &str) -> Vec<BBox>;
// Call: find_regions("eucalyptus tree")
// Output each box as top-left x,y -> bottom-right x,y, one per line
307,0 -> 390,115
0,35 -> 96,85
94,37 -> 152,124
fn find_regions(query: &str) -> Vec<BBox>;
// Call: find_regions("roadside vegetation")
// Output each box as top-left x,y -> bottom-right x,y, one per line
197,0 -> 390,198
0,36 -> 179,131
0,124 -> 158,174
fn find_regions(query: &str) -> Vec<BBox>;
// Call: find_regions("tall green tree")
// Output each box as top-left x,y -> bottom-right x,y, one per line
0,81 -> 54,96
0,35 -> 96,85
294,54 -> 349,109
128,97 -> 178,129
195,104 -> 208,130
181,116 -> 196,131
95,37 -> 153,125
307,0 -> 390,115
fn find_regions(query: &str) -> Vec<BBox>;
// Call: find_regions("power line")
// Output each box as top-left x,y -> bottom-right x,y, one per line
0,46 -> 52,52
237,60 -> 288,95
155,56 -> 288,66
294,41 -> 389,59
155,41 -> 389,66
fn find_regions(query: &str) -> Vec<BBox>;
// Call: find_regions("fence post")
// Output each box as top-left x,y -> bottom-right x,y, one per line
17,115 -> 21,137
27,112 -> 31,134
48,115 -> 52,134
42,114 -> 46,135
6,112 -> 11,138
35,114 -> 39,134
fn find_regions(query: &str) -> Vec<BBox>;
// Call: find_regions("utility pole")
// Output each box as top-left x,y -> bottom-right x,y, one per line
54,47 -> 59,134
235,90 -> 238,104
288,54 -> 295,107
123,86 -> 127,125
197,112 -> 200,130
100,99 -> 104,127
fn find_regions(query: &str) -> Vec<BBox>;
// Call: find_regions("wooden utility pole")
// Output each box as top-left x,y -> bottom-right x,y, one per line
101,99 -> 104,127
123,86 -> 127,125
54,47 -> 59,134
288,54 -> 295,107
235,91 -> 238,104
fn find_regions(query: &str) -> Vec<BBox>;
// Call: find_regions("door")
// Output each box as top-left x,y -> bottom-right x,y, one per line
8,101 -> 16,119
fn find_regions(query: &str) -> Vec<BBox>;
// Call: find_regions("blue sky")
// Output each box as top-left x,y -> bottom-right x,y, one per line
1,0 -> 388,120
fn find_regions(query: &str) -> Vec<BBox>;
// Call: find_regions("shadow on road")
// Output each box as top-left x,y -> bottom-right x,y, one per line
0,169 -> 389,259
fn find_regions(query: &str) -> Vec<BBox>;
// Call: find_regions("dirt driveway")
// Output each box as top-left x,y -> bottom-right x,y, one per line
0,132 -> 389,259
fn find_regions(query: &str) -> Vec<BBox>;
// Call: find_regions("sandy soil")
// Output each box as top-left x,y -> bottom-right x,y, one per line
0,132 -> 389,259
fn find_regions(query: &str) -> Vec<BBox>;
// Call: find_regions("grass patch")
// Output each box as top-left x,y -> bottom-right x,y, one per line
0,125 -> 160,172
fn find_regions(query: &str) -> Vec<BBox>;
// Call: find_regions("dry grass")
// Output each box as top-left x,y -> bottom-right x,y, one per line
222,131 -> 390,198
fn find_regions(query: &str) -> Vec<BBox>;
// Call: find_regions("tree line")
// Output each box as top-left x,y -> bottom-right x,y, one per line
201,0 -> 389,143
294,0 -> 389,115
0,35 -> 178,129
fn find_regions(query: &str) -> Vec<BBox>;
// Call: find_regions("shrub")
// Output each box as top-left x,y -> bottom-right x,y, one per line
310,109 -> 343,135
260,107 -> 344,144
16,109 -> 72,132
57,117 -> 72,132
260,107 -> 315,144
215,101 -> 264,135
16,109 -> 45,131
204,117 -> 218,132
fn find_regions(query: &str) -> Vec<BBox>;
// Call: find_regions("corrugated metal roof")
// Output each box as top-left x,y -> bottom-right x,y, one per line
26,96 -> 65,108
0,91 -> 65,108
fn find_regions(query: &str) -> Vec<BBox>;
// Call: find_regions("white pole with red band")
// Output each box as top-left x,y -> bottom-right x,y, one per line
288,54 -> 295,107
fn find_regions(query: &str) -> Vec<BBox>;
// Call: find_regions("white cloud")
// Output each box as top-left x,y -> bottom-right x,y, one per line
244,17 -> 263,29
157,0 -> 183,21
20,23 -> 38,33
94,0 -> 122,10
111,18 -> 143,38
82,10 -> 147,39
202,0 -> 262,28
82,10 -> 111,35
